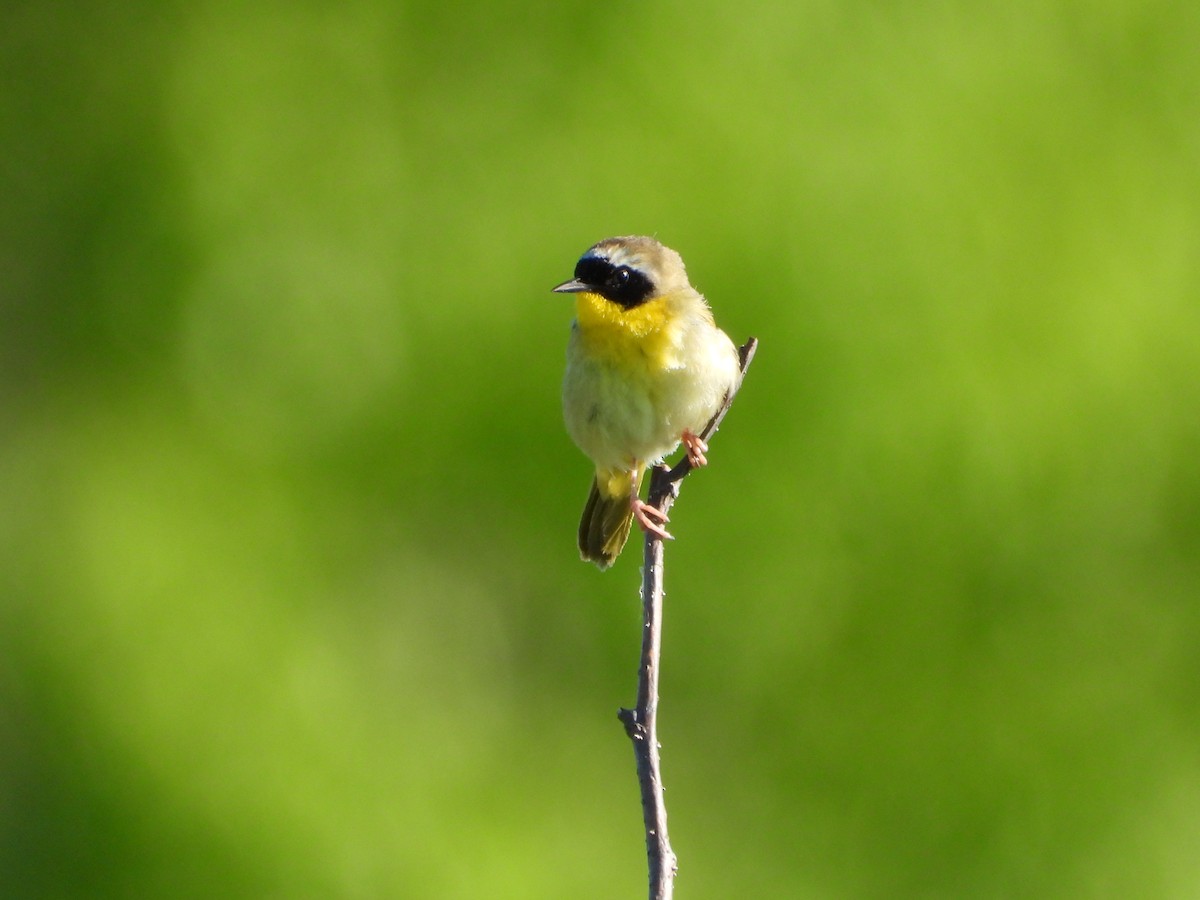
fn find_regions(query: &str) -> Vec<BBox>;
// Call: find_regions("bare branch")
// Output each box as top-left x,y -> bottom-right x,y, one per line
617,337 -> 758,900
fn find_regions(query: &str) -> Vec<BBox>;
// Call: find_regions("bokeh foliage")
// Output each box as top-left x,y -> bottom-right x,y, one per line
3,0 -> 1199,896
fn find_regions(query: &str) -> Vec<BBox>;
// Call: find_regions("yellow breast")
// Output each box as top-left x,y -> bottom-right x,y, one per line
573,291 -> 677,372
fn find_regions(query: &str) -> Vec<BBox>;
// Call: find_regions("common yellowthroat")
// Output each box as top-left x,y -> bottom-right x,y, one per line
555,236 -> 740,569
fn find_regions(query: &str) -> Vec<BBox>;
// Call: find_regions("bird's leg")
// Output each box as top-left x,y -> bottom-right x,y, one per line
682,430 -> 709,468
630,465 -> 673,541
633,499 -> 672,540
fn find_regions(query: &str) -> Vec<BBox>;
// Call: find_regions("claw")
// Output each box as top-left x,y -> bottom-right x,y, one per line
632,498 -> 673,540
682,430 -> 709,468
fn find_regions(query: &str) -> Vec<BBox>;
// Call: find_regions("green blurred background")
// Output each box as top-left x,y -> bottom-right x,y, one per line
3,1 -> 1199,896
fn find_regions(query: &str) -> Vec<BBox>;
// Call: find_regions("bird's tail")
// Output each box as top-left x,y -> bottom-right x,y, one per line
578,467 -> 639,570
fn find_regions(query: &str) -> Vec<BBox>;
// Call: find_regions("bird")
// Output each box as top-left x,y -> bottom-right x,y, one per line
554,236 -> 740,569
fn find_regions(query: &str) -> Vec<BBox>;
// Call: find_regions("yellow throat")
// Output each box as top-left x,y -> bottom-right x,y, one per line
574,291 -> 673,370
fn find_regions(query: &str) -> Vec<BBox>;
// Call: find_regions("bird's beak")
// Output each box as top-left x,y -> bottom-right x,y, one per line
552,278 -> 594,294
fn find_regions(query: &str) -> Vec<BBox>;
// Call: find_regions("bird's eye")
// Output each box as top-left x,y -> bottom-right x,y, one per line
608,267 -> 631,290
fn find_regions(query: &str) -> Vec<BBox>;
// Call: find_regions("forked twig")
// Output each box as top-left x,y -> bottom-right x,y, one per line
617,337 -> 758,900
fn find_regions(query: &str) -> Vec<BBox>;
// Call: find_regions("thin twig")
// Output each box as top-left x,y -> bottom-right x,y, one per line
617,337 -> 758,900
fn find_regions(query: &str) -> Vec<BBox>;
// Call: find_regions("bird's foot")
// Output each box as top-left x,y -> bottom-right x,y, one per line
632,498 -> 673,541
682,430 -> 709,468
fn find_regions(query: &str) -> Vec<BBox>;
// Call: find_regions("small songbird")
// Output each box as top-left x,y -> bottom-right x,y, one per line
555,236 -> 740,569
